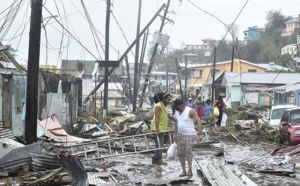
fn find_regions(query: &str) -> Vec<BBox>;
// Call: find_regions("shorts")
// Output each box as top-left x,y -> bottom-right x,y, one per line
177,133 -> 196,158
204,113 -> 212,119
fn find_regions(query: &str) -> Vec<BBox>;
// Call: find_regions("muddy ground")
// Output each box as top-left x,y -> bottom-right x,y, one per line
1,126 -> 300,185
86,127 -> 300,186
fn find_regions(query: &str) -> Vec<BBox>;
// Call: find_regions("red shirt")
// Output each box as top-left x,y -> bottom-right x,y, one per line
216,100 -> 224,108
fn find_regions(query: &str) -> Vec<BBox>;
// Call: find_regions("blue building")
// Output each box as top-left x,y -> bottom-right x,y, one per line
243,26 -> 264,44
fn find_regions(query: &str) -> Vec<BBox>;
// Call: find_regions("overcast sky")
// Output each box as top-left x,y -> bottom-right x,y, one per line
0,0 -> 299,67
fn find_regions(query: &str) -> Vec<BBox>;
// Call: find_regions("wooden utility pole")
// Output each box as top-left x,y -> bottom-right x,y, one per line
175,58 -> 184,100
139,0 -> 171,108
231,45 -> 234,72
103,0 -> 111,120
25,0 -> 43,144
133,0 -> 142,112
125,55 -> 132,102
137,30 -> 149,90
211,47 -> 217,104
166,63 -> 169,92
184,55 -> 188,101
83,4 -> 166,105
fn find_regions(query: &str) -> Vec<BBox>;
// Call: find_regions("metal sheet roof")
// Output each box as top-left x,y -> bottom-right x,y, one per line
0,123 -> 15,139
0,68 -> 26,75
222,72 -> 300,86
0,61 -> 16,69
38,115 -> 90,143
0,143 -> 42,171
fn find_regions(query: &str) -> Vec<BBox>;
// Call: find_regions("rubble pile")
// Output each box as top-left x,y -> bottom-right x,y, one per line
207,104 -> 278,144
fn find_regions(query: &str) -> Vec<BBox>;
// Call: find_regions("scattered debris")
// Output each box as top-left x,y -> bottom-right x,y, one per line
38,115 -> 90,143
259,164 -> 295,177
198,161 -> 257,186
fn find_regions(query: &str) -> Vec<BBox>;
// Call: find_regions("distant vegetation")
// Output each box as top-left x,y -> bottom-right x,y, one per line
151,10 -> 298,72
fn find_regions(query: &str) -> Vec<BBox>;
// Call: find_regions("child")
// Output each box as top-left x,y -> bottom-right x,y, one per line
203,99 -> 213,125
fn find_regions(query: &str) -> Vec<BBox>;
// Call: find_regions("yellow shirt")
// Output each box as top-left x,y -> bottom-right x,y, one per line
151,102 -> 168,131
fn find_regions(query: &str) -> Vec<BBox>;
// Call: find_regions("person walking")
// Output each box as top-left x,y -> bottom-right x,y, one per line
215,96 -> 225,126
151,92 -> 172,164
195,96 -> 204,120
203,99 -> 213,125
185,98 -> 194,108
173,99 -> 202,177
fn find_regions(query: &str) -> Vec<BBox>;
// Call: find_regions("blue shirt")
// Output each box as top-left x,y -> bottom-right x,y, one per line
204,103 -> 212,115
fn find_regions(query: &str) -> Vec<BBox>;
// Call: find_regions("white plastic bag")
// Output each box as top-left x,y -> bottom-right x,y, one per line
221,113 -> 227,127
167,143 -> 177,159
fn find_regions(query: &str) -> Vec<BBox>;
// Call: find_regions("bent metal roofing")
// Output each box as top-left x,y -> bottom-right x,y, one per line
222,72 -> 300,85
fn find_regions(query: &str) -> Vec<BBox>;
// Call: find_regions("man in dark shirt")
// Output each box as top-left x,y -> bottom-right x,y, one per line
215,96 -> 225,126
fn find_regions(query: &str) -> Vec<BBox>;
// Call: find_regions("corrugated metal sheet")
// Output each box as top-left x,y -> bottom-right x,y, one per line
0,143 -> 42,171
273,144 -> 300,156
59,154 -> 88,186
0,61 -> 16,69
235,155 -> 283,165
0,68 -> 26,75
0,138 -> 24,158
259,164 -> 295,175
38,115 -> 90,143
31,152 -> 62,171
222,72 -> 300,85
0,122 -> 15,139
88,173 -> 111,185
198,161 -> 257,186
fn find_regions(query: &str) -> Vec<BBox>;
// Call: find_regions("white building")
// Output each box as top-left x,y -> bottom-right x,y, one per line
281,44 -> 298,57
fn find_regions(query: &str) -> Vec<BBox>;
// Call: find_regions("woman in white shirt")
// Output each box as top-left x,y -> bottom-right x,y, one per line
173,99 -> 202,177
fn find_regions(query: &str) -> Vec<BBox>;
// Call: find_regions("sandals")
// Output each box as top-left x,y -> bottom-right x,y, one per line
179,172 -> 186,177
179,170 -> 193,177
187,172 -> 193,177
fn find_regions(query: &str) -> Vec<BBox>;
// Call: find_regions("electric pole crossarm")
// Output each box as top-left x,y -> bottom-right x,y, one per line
83,3 -> 166,104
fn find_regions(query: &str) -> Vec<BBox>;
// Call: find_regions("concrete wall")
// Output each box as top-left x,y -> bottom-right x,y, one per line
11,75 -> 26,136
225,85 -> 241,108
0,73 -> 26,137
0,77 -> 2,122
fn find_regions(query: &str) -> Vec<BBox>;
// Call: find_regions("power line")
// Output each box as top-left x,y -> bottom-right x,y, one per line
186,0 -> 249,92
80,0 -> 104,59
42,4 -> 99,60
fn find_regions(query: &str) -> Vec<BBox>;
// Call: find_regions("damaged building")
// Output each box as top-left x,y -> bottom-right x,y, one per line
0,59 -> 82,137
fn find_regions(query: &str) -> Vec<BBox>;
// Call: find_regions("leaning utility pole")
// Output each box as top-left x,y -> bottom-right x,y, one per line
184,55 -> 188,101
139,0 -> 171,108
133,0 -> 142,112
137,30 -> 149,90
211,47 -> 217,104
125,55 -> 132,101
25,0 -> 43,144
83,4 -> 166,105
231,45 -> 234,72
175,58 -> 184,100
103,0 -> 111,120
